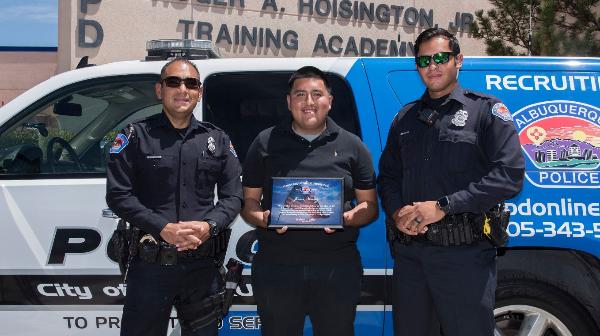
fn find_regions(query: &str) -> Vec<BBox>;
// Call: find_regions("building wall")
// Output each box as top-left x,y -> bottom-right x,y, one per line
0,48 -> 57,106
1,0 -> 494,104
61,0 -> 492,71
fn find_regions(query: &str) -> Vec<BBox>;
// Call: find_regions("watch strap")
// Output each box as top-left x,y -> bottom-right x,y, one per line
206,220 -> 219,237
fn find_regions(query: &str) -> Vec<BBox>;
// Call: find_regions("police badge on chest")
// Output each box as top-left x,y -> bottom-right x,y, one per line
207,136 -> 216,155
451,110 -> 468,127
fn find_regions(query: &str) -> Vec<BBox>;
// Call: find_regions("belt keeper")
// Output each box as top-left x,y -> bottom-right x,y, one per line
465,219 -> 473,243
454,217 -> 462,244
441,225 -> 449,246
460,223 -> 467,244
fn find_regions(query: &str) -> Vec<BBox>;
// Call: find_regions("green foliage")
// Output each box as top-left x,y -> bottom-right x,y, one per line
472,0 -> 600,56
104,130 -> 120,144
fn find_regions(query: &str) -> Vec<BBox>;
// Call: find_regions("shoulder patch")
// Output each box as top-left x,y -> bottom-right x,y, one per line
109,133 -> 129,154
491,103 -> 513,121
229,141 -> 238,158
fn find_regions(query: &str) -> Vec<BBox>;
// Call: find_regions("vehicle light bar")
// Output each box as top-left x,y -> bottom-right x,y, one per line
145,39 -> 221,61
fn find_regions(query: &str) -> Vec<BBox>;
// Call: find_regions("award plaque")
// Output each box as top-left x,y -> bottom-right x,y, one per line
269,177 -> 344,229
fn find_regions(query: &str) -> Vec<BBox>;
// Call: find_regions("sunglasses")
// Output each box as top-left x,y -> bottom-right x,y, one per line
415,52 -> 455,68
161,76 -> 202,90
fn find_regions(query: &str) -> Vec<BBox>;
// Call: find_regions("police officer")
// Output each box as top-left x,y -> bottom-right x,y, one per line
106,58 -> 242,336
378,28 -> 525,336
241,66 -> 378,336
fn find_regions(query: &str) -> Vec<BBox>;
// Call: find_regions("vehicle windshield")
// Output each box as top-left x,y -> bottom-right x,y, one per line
0,76 -> 161,176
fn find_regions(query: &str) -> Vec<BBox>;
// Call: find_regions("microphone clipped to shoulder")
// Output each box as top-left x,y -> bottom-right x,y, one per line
417,108 -> 440,126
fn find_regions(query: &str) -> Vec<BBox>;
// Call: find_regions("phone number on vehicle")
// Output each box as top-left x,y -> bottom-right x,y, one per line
507,221 -> 600,238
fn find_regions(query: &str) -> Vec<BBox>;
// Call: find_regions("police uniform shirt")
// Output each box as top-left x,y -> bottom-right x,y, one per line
243,116 -> 376,264
378,84 -> 525,219
106,112 -> 243,237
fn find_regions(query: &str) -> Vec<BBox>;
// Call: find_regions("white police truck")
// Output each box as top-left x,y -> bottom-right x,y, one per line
0,41 -> 599,335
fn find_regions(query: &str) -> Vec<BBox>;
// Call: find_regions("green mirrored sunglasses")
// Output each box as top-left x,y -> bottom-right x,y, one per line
415,52 -> 454,68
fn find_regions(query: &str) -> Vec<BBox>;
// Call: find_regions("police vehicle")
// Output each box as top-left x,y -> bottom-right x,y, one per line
0,40 -> 599,336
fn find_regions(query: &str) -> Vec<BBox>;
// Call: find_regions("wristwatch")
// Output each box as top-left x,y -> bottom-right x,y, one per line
436,196 -> 451,214
206,220 -> 219,237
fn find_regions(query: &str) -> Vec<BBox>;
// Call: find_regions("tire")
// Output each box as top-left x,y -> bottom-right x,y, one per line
235,229 -> 257,263
494,273 -> 599,336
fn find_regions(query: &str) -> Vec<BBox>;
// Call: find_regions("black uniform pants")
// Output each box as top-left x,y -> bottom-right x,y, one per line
391,240 -> 497,336
121,257 -> 222,336
252,259 -> 362,336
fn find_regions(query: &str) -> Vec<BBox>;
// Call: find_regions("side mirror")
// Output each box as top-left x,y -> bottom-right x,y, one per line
54,102 -> 82,116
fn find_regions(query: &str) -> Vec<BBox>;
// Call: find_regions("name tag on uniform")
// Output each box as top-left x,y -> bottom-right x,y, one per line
146,155 -> 162,159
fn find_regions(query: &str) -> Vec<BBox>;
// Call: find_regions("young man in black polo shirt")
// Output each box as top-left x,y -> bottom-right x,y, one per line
241,66 -> 378,336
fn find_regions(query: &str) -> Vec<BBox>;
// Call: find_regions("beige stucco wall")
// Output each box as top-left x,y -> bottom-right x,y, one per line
0,51 -> 57,105
57,0 -> 76,74
1,0 -> 494,104
61,0 -> 493,71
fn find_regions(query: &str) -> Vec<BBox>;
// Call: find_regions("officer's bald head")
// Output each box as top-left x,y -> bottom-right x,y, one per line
159,58 -> 200,81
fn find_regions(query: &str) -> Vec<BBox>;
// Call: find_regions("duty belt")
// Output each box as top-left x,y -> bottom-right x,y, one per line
138,233 -> 229,266
393,213 -> 484,246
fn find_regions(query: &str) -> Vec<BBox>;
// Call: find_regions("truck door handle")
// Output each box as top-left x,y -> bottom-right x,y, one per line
102,208 -> 118,219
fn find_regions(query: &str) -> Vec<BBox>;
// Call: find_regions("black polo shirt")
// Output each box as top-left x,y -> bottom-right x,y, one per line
243,117 -> 376,264
106,112 -> 243,238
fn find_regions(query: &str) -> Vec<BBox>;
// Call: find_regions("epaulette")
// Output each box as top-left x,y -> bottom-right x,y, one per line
199,121 -> 221,131
132,113 -> 163,131
394,100 -> 420,122
403,99 -> 420,108
138,112 -> 163,123
463,89 -> 495,100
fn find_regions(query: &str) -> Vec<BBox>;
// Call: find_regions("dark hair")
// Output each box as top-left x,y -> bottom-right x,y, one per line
288,66 -> 332,94
159,58 -> 200,81
414,28 -> 461,57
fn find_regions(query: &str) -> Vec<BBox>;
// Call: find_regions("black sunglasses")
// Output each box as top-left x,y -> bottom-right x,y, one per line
161,76 -> 202,90
415,52 -> 455,68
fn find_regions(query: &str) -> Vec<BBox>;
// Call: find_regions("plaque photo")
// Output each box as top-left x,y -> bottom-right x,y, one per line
269,177 -> 344,229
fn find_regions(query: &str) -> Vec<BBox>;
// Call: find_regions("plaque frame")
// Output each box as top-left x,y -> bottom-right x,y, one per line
269,177 -> 344,229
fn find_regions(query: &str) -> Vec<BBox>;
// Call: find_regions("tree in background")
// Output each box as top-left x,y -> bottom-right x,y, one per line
472,0 -> 600,56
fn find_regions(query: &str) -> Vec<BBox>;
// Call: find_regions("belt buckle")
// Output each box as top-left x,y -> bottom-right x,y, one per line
183,249 -> 198,259
160,245 -> 178,266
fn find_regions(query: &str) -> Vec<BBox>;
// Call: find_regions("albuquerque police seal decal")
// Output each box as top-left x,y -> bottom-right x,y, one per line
513,100 -> 600,188
109,133 -> 129,154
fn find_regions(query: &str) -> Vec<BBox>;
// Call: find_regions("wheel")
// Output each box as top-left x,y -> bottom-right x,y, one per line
46,136 -> 83,172
235,229 -> 257,264
494,273 -> 598,336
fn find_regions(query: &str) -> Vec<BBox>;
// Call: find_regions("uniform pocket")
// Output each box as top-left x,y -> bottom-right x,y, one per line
398,135 -> 418,193
141,154 -> 177,188
476,244 -> 497,265
438,129 -> 477,172
399,134 -> 418,169
196,157 -> 222,192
